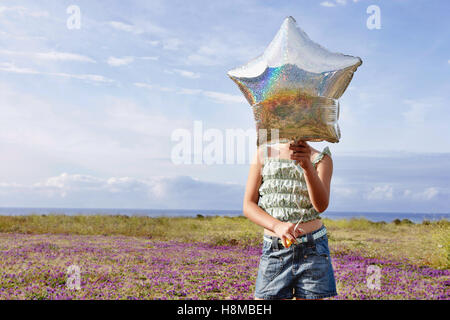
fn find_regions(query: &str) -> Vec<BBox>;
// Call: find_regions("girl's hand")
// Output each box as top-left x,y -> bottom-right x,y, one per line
273,221 -> 300,248
289,140 -> 312,170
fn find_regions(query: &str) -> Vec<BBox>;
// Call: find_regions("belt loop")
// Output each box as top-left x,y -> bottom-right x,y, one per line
306,232 -> 316,249
271,237 -> 279,251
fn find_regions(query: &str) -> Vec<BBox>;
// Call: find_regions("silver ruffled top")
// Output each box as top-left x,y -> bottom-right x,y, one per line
258,141 -> 332,224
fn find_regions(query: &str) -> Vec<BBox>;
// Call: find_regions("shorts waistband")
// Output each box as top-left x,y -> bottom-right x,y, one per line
263,225 -> 327,246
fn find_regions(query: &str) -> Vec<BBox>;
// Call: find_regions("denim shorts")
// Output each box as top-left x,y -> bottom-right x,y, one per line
254,225 -> 337,300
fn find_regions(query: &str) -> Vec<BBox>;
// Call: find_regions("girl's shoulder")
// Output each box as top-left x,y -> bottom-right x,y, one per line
311,145 -> 332,157
311,146 -> 332,167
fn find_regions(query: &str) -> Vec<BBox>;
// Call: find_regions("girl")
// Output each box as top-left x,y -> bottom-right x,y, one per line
243,138 -> 337,300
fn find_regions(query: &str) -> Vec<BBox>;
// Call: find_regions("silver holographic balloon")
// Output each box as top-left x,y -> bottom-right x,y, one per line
228,16 -> 362,145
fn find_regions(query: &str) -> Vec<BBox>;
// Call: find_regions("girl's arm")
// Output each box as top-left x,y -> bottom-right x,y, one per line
290,142 -> 333,213
242,147 -> 298,245
302,156 -> 333,212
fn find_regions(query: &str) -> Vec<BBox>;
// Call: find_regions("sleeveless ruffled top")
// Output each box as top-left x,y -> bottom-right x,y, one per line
258,139 -> 332,224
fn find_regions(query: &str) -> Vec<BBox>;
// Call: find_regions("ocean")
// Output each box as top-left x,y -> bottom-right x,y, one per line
0,207 -> 448,223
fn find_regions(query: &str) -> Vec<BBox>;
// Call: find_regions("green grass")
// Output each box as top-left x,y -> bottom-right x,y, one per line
0,214 -> 448,269
0,214 -> 262,246
324,217 -> 449,269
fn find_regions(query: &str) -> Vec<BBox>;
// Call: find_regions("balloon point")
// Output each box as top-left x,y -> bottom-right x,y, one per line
286,16 -> 296,23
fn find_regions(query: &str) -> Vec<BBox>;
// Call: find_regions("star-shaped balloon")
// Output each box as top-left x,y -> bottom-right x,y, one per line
227,16 -> 362,145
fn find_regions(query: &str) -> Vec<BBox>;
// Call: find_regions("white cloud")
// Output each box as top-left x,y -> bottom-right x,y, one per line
34,52 -> 95,63
320,1 -> 337,7
107,56 -> 134,66
0,83 -> 194,183
134,82 -> 175,92
366,185 -> 394,200
366,185 -> 443,203
0,62 -> 39,74
320,0 -> 353,7
134,82 -> 246,104
108,21 -> 144,34
101,96 -> 189,136
146,40 -> 160,46
332,186 -> 357,197
0,30 -> 46,41
422,187 -> 439,200
107,56 -> 159,66
107,20 -> 167,38
403,187 -> 440,201
0,62 -> 114,83
0,173 -> 244,209
163,38 -> 182,50
177,88 -> 203,95
133,82 -> 153,89
140,56 -> 159,61
166,68 -> 200,79
0,50 -> 96,63
1,173 -> 156,199
201,90 -> 246,104
185,38 -> 264,67
53,72 -> 114,83
186,53 -> 221,67
0,6 -> 49,18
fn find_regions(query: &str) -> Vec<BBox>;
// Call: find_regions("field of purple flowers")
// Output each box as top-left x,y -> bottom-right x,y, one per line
0,232 -> 448,300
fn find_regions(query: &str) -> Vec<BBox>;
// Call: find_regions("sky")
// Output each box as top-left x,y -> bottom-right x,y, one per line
0,0 -> 449,213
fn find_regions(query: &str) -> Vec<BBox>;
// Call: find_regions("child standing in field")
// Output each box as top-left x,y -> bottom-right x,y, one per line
243,138 -> 337,300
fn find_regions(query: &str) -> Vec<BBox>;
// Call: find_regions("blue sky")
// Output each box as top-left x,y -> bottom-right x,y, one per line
0,0 -> 449,213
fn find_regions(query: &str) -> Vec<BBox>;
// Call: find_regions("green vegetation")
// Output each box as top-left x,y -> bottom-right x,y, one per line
0,214 -> 448,269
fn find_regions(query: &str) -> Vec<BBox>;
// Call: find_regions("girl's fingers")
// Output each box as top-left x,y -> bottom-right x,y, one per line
289,146 -> 308,151
282,234 -> 297,248
290,155 -> 310,161
290,141 -> 308,147
291,152 -> 309,158
295,227 -> 305,237
281,235 -> 288,248
291,149 -> 309,155
291,153 -> 309,158
286,233 -> 297,245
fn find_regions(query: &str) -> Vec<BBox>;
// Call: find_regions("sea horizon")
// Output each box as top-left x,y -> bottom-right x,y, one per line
0,206 -> 448,223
